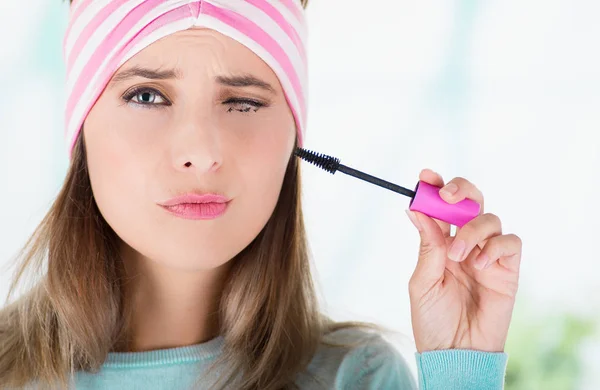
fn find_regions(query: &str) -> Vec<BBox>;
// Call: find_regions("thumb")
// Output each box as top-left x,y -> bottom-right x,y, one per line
405,210 -> 448,285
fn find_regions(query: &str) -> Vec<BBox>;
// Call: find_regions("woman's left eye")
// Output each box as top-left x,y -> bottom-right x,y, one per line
224,98 -> 265,113
123,87 -> 169,107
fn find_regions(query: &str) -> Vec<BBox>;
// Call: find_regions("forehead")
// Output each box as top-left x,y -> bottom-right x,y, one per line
123,27 -> 275,79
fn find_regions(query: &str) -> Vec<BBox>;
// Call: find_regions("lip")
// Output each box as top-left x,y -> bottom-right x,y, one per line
158,193 -> 230,220
159,193 -> 229,206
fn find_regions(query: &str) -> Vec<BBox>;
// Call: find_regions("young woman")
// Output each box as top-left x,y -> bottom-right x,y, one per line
0,0 -> 522,388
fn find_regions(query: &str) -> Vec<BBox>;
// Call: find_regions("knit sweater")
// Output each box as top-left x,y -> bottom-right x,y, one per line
74,327 -> 508,389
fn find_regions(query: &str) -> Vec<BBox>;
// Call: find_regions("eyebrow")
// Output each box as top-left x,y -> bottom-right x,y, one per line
216,74 -> 275,93
108,66 -> 182,86
109,66 -> 275,93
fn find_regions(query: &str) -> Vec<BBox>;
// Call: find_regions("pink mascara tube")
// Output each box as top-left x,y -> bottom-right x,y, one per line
295,148 -> 480,227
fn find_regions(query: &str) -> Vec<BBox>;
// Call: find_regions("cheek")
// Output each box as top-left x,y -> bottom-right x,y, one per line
85,109 -> 147,202
218,101 -> 296,149
84,109 -> 156,249
86,134 -> 147,230
84,97 -> 168,204
92,105 -> 169,156
235,125 -> 294,224
250,107 -> 295,200
87,141 -> 142,201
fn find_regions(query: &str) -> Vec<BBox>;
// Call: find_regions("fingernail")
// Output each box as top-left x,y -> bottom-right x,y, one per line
448,239 -> 465,262
440,183 -> 458,196
475,254 -> 489,270
405,210 -> 423,232
422,168 -> 439,176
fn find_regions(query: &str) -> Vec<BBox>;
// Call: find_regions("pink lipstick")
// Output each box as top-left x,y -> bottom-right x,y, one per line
158,193 -> 230,220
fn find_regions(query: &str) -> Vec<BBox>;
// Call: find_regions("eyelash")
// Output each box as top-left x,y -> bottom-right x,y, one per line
224,97 -> 266,113
122,87 -> 170,108
122,87 -> 267,113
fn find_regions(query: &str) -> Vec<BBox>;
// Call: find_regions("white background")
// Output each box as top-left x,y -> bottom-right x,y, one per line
1,0 -> 599,385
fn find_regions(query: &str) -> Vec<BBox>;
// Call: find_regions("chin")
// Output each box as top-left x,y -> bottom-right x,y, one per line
148,237 -> 248,271
145,250 -> 232,272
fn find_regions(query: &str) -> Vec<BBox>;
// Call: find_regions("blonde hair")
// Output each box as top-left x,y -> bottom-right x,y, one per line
0,130 -> 387,390
0,1 -> 393,389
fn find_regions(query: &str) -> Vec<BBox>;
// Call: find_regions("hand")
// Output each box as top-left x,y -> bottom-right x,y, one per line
405,169 -> 522,353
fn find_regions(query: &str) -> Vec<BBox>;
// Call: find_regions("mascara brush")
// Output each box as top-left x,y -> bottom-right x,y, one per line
295,148 -> 480,227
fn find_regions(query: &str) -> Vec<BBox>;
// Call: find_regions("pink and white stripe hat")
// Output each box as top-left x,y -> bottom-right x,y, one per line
63,0 -> 308,158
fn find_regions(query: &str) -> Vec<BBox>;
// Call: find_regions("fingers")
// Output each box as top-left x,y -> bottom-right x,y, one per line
439,177 -> 485,211
474,234 -> 522,271
406,210 -> 448,286
447,213 -> 502,262
418,170 -> 484,234
419,168 -> 444,187
408,170 -> 521,288
418,169 -> 451,237
439,177 -> 484,234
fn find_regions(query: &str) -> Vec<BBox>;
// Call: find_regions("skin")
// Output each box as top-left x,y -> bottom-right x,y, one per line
83,27 -> 522,355
406,169 -> 522,353
83,27 -> 296,351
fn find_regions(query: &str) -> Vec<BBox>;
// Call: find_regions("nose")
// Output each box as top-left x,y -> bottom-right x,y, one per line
171,116 -> 222,174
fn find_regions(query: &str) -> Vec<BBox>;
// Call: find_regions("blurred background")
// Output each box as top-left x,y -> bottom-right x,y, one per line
1,1 -> 599,389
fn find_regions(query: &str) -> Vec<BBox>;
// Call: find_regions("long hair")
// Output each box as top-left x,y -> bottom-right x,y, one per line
0,136 -> 386,390
0,1 -> 391,388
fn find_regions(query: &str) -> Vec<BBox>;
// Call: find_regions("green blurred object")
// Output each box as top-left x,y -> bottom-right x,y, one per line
505,306 -> 597,390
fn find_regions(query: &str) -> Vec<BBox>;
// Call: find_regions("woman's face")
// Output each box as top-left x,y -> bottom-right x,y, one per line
83,28 -> 296,271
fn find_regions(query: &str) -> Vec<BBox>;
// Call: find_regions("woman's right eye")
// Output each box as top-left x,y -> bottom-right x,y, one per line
123,87 -> 170,107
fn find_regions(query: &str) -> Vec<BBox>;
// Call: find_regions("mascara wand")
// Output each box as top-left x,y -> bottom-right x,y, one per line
295,148 -> 480,227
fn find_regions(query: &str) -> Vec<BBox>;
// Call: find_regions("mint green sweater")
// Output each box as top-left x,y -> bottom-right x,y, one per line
74,328 -> 507,389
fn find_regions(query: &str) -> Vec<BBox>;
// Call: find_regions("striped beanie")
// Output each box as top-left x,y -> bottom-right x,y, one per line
63,0 -> 308,158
